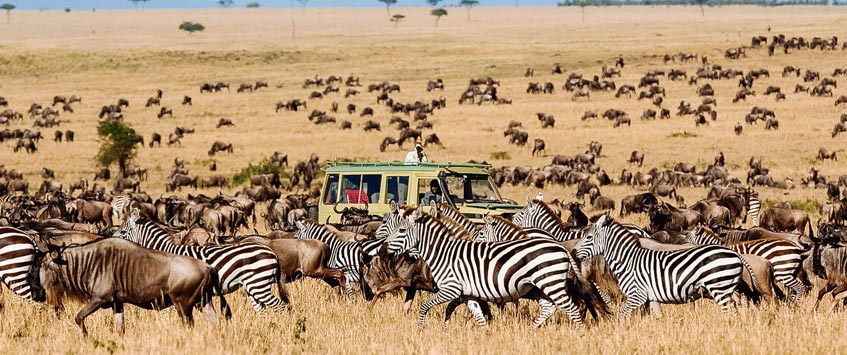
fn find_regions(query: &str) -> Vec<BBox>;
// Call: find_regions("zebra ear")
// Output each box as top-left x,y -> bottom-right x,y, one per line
526,196 -> 533,205
130,208 -> 140,220
412,205 -> 425,221
429,201 -> 437,216
483,215 -> 495,224
389,200 -> 398,214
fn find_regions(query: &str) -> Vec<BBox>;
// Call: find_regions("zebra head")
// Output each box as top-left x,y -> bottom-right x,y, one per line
510,197 -> 535,227
474,215 -> 497,242
685,225 -> 704,244
376,201 -> 402,240
574,214 -> 614,261
384,206 -> 421,256
116,207 -> 144,244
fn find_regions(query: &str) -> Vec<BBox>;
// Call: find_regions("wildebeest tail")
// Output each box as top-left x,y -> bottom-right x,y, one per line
274,257 -> 291,305
566,260 -> 612,321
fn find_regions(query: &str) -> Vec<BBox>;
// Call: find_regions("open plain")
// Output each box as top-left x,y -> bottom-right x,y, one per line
1,6 -> 847,354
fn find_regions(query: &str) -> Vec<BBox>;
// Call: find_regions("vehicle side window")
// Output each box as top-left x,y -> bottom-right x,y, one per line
386,176 -> 409,204
361,174 -> 382,204
341,175 -> 364,203
324,174 -> 339,204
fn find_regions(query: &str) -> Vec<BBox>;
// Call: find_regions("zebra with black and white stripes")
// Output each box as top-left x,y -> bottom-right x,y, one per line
513,199 -> 651,241
474,215 -> 555,242
746,192 -> 762,227
0,227 -> 40,303
117,209 -> 289,312
686,225 -> 806,302
294,221 -> 365,298
575,215 -> 747,316
385,206 -> 588,328
111,194 -> 132,226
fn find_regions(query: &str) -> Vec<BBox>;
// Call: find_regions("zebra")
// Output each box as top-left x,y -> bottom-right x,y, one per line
686,225 -> 806,302
746,192 -> 762,227
512,199 -> 585,241
294,221 -> 365,298
0,227 -> 40,303
575,215 -> 748,317
385,206 -> 592,328
434,203 -> 479,235
474,215 -> 555,242
110,194 -> 132,226
117,209 -> 289,312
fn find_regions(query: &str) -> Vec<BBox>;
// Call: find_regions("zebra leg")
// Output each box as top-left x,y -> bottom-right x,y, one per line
465,300 -> 488,327
343,272 -> 356,299
648,301 -> 663,318
531,299 -> 557,328
618,294 -> 647,318
418,285 -> 461,327
782,277 -> 806,303
245,279 -> 287,313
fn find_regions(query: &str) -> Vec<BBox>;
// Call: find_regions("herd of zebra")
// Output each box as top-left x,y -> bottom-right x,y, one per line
3,182 -> 847,334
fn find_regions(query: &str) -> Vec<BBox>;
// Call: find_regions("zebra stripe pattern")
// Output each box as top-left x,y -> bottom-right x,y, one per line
0,227 -> 39,302
111,194 -> 132,225
686,226 -> 805,301
475,215 -> 555,242
747,195 -> 761,227
117,209 -> 288,312
512,199 -> 585,241
575,215 -> 745,316
294,222 -> 364,298
434,203 -> 479,235
386,207 -> 584,328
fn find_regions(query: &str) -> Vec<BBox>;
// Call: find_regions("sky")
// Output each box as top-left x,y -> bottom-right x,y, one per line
13,0 -> 556,11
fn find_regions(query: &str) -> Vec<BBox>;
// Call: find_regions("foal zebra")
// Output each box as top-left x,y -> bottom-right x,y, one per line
0,227 -> 40,302
117,209 -> 289,312
294,221 -> 365,298
575,215 -> 747,317
686,225 -> 806,302
386,207 -> 590,328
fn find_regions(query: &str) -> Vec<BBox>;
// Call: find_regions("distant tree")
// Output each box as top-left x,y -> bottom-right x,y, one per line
1,3 -> 14,24
426,0 -> 442,6
379,0 -> 397,16
96,120 -> 140,176
574,0 -> 590,22
179,21 -> 205,35
246,2 -> 260,7
431,7 -> 447,28
459,0 -> 478,21
297,0 -> 309,8
693,0 -> 707,16
64,7 -> 70,12
390,13 -> 405,27
218,0 -> 234,7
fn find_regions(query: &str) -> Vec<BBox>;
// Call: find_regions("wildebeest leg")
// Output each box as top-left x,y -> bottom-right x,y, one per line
827,284 -> 847,313
75,298 -> 108,335
814,282 -> 836,311
403,287 -> 416,313
113,302 -> 125,334
443,298 -> 463,326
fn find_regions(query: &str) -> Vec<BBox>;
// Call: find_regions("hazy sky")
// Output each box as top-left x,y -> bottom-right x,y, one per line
16,1 -> 556,11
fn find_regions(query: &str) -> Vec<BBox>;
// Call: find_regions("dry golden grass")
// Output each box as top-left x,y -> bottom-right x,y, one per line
1,6 -> 847,354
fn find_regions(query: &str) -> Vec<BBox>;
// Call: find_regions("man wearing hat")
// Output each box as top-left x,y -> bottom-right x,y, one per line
404,143 -> 428,163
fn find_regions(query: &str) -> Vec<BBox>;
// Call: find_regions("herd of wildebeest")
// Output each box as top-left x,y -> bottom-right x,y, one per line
1,32 -> 847,334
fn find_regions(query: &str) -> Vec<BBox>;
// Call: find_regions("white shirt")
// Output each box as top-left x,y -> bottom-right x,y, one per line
405,150 -> 427,163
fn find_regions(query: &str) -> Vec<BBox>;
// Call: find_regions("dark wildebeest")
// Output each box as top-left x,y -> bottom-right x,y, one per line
216,118 -> 235,128
628,150 -> 645,167
619,192 -> 658,217
33,238 -> 230,335
94,168 -> 110,181
760,208 -> 813,236
182,96 -> 192,105
149,133 -> 162,147
240,236 -> 345,288
208,141 -> 234,156
166,174 -> 197,192
532,139 -> 546,156
818,148 -> 837,161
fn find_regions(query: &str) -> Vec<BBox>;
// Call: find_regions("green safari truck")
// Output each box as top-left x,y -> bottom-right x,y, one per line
319,161 -> 522,224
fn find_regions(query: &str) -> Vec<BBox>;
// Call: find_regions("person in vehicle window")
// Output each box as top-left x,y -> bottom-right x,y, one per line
422,179 -> 442,204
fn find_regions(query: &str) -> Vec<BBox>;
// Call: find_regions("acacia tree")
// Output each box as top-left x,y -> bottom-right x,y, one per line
459,0 -> 478,22
179,21 -> 205,35
426,0 -> 441,5
693,0 -> 708,16
574,0 -> 589,22
218,0 -> 234,7
1,3 -> 15,24
96,120 -> 140,176
431,7 -> 447,28
379,0 -> 397,16
390,14 -> 405,28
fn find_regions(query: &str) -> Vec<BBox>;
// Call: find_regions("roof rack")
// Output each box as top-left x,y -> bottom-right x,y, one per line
326,161 -> 491,169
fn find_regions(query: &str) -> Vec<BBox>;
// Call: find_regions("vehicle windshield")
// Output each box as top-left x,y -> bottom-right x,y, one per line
442,174 -> 502,204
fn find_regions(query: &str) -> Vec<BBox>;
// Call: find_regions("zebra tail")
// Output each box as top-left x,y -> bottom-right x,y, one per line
210,268 -> 232,320
738,255 -> 761,295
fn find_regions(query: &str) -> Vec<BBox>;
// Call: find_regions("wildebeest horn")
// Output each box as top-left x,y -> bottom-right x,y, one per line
333,201 -> 343,214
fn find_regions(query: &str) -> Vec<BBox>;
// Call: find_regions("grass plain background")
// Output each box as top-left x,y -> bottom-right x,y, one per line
1,6 -> 846,354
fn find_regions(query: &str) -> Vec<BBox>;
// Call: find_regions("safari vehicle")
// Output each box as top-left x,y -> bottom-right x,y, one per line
319,161 -> 522,224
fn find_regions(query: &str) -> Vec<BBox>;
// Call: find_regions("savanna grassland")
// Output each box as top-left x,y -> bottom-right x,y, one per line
1,6 -> 847,354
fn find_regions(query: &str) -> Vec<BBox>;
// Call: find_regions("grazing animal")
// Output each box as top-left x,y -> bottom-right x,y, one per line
294,222 -> 365,299
575,215 -> 747,316
628,151 -> 645,167
818,148 -> 838,161
532,138 -> 546,156
0,227 -> 40,304
216,118 -> 235,128
34,238 -> 231,335
208,141 -> 234,156
117,209 -> 290,313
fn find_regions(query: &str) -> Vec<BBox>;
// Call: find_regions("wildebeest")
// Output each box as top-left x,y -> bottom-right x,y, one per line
760,207 -> 813,236
208,141 -> 234,156
532,139 -> 546,157
166,174 -> 198,192
182,96 -> 192,105
619,192 -> 658,217
628,150 -> 645,167
818,148 -> 838,161
216,118 -> 235,128
157,107 -> 173,119
34,238 -> 230,335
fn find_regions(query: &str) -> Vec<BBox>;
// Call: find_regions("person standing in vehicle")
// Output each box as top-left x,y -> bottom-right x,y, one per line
404,143 -> 427,163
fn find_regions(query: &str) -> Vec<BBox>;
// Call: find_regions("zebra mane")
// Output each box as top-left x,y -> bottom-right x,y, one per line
531,199 -> 569,228
436,203 -> 476,230
488,215 -> 526,236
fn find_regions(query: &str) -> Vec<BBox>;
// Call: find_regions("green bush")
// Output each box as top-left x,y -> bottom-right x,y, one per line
490,151 -> 511,160
668,131 -> 698,138
232,159 -> 287,186
246,2 -> 260,8
178,21 -> 205,35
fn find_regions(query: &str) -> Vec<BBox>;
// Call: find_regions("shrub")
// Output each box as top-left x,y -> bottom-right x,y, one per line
178,21 -> 205,35
668,131 -> 698,138
246,2 -> 260,8
232,159 -> 287,186
491,151 -> 511,160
